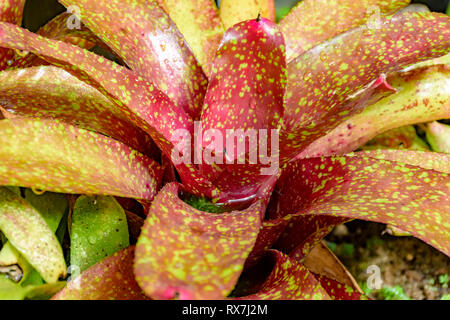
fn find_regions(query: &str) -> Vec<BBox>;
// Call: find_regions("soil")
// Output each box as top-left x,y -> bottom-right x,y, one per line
325,221 -> 449,300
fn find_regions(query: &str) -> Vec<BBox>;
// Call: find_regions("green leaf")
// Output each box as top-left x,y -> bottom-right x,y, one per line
279,0 -> 410,62
134,183 -> 263,299
0,118 -> 162,201
0,274 -> 65,300
0,187 -> 66,283
23,189 -> 68,233
70,195 -> 129,272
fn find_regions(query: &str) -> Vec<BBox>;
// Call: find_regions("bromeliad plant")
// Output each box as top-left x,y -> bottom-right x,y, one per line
0,0 -> 449,300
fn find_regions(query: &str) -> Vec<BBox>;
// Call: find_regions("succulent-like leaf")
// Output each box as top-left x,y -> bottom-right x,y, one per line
200,17 -> 286,183
314,274 -> 367,300
425,121 -> 450,153
0,187 -> 66,283
219,0 -> 275,29
70,196 -> 129,272
58,0 -> 207,119
279,0 -> 410,62
23,189 -> 68,233
353,150 -> 450,174
276,155 -> 450,256
235,250 -> 330,300
0,22 -> 219,198
0,188 -> 66,286
0,275 -> 65,300
0,118 -> 163,200
282,12 -> 450,162
360,126 -> 429,151
134,183 -> 263,300
0,0 -> 25,70
299,59 -> 450,158
157,0 -> 224,76
0,65 -> 157,156
52,247 -> 149,300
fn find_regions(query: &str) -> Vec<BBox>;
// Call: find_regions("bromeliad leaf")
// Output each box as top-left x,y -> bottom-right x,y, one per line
280,0 -> 410,62
157,0 -> 224,76
282,12 -> 450,162
134,183 -> 263,299
53,247 -> 148,300
299,57 -> 450,158
0,118 -> 163,201
0,65 -> 157,156
70,195 -> 129,272
276,155 -> 450,256
23,189 -> 68,233
234,250 -> 330,300
0,21 -> 219,198
58,0 -> 208,119
424,121 -> 450,153
219,0 -> 275,29
0,187 -> 66,283
0,0 -> 25,70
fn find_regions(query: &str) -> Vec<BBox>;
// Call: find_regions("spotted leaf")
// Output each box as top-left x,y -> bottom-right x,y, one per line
0,187 -> 66,283
52,247 -> 148,300
234,250 -> 330,300
276,155 -> 450,256
0,0 -> 25,70
200,17 -> 286,184
279,0 -> 410,62
0,65 -> 157,157
157,0 -> 224,76
219,0 -> 275,29
0,118 -> 163,201
299,58 -> 450,158
134,183 -> 263,300
58,0 -> 208,119
0,21 -> 218,198
282,12 -> 450,162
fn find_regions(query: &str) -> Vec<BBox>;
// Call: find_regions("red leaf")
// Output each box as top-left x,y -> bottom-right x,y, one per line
52,247 -> 149,300
298,60 -> 450,158
0,22 -> 219,198
134,183 -> 263,299
59,0 -> 207,119
234,250 -> 330,300
0,0 -> 25,70
280,0 -> 410,62
281,12 -> 450,163
157,0 -> 224,76
199,17 -> 285,185
275,155 -> 450,256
